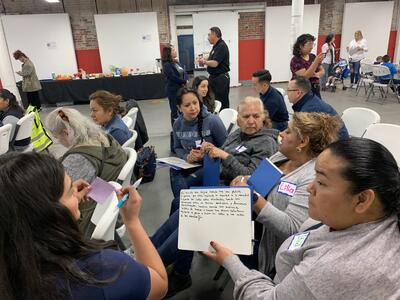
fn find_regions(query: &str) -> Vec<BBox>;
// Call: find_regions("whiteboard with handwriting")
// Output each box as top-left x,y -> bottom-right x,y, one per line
178,187 -> 253,255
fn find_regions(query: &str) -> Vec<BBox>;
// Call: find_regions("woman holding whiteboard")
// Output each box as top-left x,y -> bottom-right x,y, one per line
205,138 -> 400,299
346,30 -> 368,88
0,152 -> 167,300
13,50 -> 42,110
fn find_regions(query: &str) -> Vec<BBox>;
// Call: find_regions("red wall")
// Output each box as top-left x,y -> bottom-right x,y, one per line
317,34 -> 342,61
75,49 -> 102,74
239,39 -> 265,80
388,30 -> 397,62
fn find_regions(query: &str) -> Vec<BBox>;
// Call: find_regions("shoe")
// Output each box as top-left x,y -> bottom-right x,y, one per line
164,272 -> 192,299
325,82 -> 330,87
330,83 -> 335,87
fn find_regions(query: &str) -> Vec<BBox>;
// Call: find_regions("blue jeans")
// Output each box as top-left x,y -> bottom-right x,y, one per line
349,60 -> 361,84
150,210 -> 194,275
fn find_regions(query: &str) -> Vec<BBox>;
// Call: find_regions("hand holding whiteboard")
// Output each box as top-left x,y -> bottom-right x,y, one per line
178,187 -> 253,255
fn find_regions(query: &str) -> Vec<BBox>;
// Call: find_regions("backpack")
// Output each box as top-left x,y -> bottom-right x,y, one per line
134,146 -> 157,183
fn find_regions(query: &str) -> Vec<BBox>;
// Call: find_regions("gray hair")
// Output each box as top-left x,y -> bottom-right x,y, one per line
45,107 -> 109,147
237,96 -> 265,114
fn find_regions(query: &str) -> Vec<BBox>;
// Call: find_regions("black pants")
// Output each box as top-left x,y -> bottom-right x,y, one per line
26,91 -> 41,109
209,73 -> 230,110
311,83 -> 321,99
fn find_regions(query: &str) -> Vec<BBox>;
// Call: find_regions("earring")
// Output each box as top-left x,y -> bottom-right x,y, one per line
296,146 -> 302,153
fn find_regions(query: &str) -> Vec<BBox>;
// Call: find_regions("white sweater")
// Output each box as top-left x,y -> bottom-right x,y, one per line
347,38 -> 368,61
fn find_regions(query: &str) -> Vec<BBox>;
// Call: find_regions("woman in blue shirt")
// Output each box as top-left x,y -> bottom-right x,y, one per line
89,90 -> 132,145
0,152 -> 167,300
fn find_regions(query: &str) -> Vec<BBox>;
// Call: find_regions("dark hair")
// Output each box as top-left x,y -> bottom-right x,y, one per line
324,33 -> 335,44
293,34 -> 315,57
89,90 -> 124,115
13,50 -> 27,60
252,69 -> 272,83
327,138 -> 400,230
292,76 -> 312,93
0,152 -> 121,299
177,87 -> 204,141
210,27 -> 222,38
161,46 -> 173,64
0,89 -> 24,114
192,76 -> 215,113
382,55 -> 390,63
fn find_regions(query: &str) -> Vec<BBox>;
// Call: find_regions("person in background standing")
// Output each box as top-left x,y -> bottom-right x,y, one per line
347,30 -> 368,89
290,34 -> 325,99
320,33 -> 336,90
13,50 -> 42,111
199,27 -> 230,110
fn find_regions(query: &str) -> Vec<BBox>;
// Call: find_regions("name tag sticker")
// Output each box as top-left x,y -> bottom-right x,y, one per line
235,145 -> 247,153
288,232 -> 310,251
277,181 -> 297,197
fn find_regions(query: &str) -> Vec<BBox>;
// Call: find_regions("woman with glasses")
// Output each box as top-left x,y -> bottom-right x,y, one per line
290,34 -> 325,98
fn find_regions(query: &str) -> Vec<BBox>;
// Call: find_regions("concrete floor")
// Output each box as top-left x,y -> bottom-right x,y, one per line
40,80 -> 400,300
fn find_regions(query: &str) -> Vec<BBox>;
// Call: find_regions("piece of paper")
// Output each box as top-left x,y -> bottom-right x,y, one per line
88,177 -> 115,204
203,155 -> 220,186
178,187 -> 253,255
247,158 -> 283,197
156,157 -> 201,169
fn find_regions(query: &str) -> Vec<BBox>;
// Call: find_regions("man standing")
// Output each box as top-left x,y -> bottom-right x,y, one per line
199,27 -> 230,109
252,70 -> 289,131
287,76 -> 349,140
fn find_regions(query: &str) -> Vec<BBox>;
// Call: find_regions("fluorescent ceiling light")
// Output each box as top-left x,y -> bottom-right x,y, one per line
46,0 -> 60,3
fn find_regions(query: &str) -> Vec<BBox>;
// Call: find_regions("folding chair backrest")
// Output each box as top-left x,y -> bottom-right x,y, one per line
91,181 -> 121,241
363,123 -> 400,165
125,107 -> 138,129
122,129 -> 138,149
122,116 -> 133,129
341,107 -> 381,137
371,65 -> 391,77
117,147 -> 137,186
360,63 -> 373,75
0,124 -> 12,155
276,87 -> 286,97
214,100 -> 222,114
284,95 -> 294,119
219,108 -> 238,134
14,112 -> 34,142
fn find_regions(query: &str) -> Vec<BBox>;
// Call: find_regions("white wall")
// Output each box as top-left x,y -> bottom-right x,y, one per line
340,2 -> 394,62
192,12 -> 239,87
265,5 -> 320,83
1,14 -> 77,80
94,12 -> 160,73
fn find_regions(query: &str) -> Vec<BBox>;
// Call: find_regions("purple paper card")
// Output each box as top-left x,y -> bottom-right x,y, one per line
88,177 -> 115,204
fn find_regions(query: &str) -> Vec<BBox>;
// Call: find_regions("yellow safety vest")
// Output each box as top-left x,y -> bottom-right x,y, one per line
26,105 -> 53,152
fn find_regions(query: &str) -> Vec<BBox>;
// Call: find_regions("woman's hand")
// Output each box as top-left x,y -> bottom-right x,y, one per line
72,179 -> 91,203
230,175 -> 250,187
203,241 -> 235,265
188,149 -> 204,162
117,186 -> 142,225
315,52 -> 325,64
208,147 -> 229,160
201,141 -> 215,152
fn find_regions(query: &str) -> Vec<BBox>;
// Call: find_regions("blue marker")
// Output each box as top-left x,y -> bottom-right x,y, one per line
116,193 -> 129,209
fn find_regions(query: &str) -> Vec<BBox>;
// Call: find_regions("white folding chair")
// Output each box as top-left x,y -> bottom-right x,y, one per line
341,107 -> 381,137
275,87 -> 286,97
214,100 -> 222,114
117,147 -> 137,186
363,123 -> 400,165
366,65 -> 397,103
0,124 -> 12,155
121,116 -> 133,129
284,95 -> 294,120
122,129 -> 138,149
356,63 -> 374,96
125,107 -> 138,129
219,108 -> 238,134
10,112 -> 34,151
91,181 -> 121,241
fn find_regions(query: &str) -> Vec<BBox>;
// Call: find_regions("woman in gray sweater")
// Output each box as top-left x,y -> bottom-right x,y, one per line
205,138 -> 400,299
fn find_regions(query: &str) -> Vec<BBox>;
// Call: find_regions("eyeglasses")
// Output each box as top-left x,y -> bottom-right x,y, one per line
287,89 -> 299,92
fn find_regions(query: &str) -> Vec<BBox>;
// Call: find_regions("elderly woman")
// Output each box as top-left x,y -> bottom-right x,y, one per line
290,34 -> 325,98
45,107 -> 127,237
0,89 -> 30,150
151,112 -> 340,298
0,152 -> 167,299
89,90 -> 132,145
205,138 -> 400,299
13,50 -> 42,110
